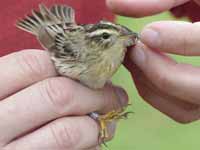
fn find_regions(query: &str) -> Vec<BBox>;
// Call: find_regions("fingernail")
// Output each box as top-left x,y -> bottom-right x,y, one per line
95,146 -> 102,150
141,28 -> 160,48
115,87 -> 128,107
105,121 -> 116,142
107,121 -> 116,136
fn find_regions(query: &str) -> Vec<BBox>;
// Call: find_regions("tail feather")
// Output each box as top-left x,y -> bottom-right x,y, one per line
16,4 -> 75,36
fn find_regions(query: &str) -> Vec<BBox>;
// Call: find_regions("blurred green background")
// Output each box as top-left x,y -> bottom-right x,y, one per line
108,12 -> 200,150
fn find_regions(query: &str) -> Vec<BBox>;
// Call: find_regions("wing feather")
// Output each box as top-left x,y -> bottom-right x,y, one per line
16,4 -> 76,35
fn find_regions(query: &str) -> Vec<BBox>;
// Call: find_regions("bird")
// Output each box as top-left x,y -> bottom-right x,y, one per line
16,4 -> 138,142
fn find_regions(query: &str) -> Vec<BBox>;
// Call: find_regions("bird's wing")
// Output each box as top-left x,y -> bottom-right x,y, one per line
51,30 -> 81,61
50,5 -> 75,24
16,4 -> 76,36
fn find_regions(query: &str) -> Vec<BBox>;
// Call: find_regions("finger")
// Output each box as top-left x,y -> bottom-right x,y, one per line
0,77 -> 126,144
194,0 -> 200,5
125,59 -> 200,123
106,0 -> 189,17
130,42 -> 200,105
139,83 -> 200,123
141,21 -> 200,56
0,50 -> 56,99
5,117 -> 114,149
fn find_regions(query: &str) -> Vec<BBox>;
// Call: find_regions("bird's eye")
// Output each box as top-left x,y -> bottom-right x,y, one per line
102,32 -> 110,39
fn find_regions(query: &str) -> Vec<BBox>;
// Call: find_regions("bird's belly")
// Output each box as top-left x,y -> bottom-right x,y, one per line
54,59 -> 122,89
79,61 -> 121,89
55,62 -> 86,79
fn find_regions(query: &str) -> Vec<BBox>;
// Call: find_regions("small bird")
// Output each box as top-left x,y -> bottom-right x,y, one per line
16,4 -> 138,141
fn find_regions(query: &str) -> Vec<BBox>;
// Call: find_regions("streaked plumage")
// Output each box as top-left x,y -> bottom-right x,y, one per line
16,4 -> 138,89
17,4 -> 138,141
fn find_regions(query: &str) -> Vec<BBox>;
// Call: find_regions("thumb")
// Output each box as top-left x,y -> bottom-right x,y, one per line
129,42 -> 200,105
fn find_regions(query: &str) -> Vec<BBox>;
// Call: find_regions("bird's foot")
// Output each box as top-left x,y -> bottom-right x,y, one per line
97,110 -> 133,140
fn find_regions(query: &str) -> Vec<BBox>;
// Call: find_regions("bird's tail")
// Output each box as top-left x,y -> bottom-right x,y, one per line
16,4 -> 75,36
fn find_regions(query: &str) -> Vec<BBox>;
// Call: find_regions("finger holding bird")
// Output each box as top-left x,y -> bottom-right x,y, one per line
16,3 -> 138,144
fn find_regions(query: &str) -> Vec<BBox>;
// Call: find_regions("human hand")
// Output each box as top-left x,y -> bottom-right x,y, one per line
106,0 -> 200,123
0,50 -> 128,150
106,0 -> 198,17
125,41 -> 200,123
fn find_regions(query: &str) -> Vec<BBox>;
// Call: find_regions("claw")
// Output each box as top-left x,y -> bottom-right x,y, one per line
119,111 -> 134,119
89,109 -> 133,147
98,110 -> 133,138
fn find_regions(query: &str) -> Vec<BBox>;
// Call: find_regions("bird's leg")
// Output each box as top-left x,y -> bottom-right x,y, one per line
98,109 -> 132,139
89,108 -> 133,141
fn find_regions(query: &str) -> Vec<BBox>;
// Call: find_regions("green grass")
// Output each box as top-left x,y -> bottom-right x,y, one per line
106,12 -> 200,150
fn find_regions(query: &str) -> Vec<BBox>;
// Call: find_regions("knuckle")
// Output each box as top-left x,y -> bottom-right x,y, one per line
176,119 -> 192,124
102,84 -> 119,110
39,78 -> 75,115
173,116 -> 194,124
15,50 -> 54,80
182,23 -> 199,56
173,112 -> 200,124
137,87 -> 149,100
49,119 -> 81,149
100,83 -> 128,113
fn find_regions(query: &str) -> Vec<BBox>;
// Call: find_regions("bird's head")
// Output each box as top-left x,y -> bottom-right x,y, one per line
83,21 -> 138,55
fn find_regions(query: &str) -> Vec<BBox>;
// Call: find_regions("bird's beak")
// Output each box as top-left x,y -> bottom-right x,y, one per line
126,32 -> 139,44
120,27 -> 139,47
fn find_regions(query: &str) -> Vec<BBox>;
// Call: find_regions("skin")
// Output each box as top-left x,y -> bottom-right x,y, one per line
106,0 -> 200,123
0,50 -> 128,150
